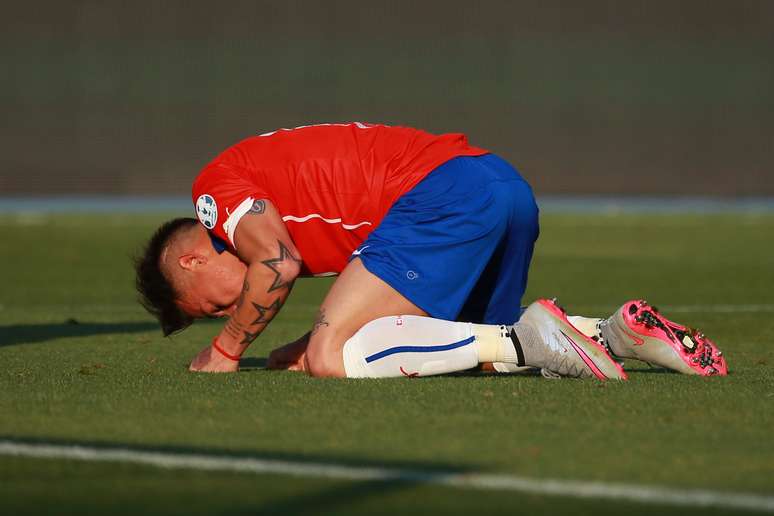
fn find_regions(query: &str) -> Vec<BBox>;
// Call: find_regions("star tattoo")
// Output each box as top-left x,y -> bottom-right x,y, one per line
262,240 -> 302,292
239,328 -> 261,346
250,298 -> 282,326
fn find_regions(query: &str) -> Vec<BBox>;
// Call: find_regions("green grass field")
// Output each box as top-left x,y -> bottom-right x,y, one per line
1,212 -> 773,515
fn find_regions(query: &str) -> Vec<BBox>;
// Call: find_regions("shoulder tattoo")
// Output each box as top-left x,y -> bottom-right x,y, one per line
248,199 -> 266,215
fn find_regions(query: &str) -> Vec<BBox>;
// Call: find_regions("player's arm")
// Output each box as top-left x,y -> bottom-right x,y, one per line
189,199 -> 302,372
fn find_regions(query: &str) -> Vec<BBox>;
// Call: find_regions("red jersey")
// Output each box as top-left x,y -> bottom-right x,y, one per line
192,122 -> 488,276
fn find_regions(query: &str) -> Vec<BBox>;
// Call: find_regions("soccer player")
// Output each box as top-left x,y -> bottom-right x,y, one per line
135,123 -> 727,379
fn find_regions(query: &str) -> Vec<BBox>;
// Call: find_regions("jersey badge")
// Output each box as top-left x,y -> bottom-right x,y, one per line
195,194 -> 218,229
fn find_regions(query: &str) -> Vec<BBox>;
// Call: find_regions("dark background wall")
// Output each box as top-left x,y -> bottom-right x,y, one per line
2,1 -> 772,196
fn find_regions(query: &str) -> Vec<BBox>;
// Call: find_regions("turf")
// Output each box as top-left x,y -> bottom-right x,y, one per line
1,212 -> 773,515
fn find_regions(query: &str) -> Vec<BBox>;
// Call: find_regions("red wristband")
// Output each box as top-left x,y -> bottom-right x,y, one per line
211,337 -> 241,362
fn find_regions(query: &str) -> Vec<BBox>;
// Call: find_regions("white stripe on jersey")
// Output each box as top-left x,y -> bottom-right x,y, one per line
282,213 -> 372,230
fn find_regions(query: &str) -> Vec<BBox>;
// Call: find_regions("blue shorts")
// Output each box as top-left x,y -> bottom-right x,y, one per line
355,153 -> 539,324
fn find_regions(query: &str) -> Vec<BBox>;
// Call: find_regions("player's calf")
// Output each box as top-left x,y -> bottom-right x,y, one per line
342,316 -> 481,377
341,302 -> 627,380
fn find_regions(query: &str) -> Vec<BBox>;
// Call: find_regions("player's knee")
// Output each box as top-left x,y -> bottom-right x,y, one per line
304,333 -> 347,378
304,348 -> 341,378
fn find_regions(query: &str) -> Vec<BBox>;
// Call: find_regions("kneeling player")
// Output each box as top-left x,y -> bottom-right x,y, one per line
135,123 -> 727,378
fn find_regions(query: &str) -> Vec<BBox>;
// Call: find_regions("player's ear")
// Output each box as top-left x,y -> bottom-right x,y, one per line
178,253 -> 208,271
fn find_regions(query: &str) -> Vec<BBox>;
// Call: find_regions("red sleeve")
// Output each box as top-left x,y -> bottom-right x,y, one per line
191,163 -> 270,248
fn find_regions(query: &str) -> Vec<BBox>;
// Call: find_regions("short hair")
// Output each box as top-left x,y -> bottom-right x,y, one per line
134,217 -> 198,336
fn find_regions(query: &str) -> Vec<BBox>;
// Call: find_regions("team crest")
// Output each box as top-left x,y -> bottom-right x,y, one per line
195,194 -> 218,229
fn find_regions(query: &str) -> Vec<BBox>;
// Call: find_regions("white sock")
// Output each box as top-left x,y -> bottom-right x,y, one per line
471,323 -> 520,363
342,315 -> 519,378
567,315 -> 602,339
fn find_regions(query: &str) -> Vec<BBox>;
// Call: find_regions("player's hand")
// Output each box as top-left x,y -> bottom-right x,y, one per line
188,344 -> 240,373
267,334 -> 309,372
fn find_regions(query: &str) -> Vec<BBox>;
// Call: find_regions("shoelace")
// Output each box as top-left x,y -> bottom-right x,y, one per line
540,368 -> 562,380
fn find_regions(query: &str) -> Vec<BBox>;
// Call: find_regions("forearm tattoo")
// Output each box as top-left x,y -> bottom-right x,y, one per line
261,240 -> 302,293
223,318 -> 245,340
227,241 -> 300,346
311,308 -> 330,336
237,295 -> 287,346
239,328 -> 262,346
250,298 -> 282,326
237,280 -> 250,308
222,281 -> 250,339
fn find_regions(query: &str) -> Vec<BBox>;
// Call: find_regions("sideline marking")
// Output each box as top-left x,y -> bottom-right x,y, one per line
584,304 -> 774,314
1,440 -> 773,512
659,304 -> 774,314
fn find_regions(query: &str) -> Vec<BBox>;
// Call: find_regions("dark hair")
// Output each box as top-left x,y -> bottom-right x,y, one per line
134,217 -> 198,336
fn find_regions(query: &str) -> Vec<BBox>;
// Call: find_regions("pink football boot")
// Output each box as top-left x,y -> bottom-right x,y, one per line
599,300 -> 728,376
519,299 -> 628,381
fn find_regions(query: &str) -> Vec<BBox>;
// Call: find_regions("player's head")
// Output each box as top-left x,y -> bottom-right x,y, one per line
134,218 -> 247,335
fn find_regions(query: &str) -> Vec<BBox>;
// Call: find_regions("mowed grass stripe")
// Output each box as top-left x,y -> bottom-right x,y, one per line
2,440 -> 773,513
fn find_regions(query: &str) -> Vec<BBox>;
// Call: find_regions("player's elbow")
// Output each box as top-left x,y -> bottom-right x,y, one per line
275,258 -> 301,284
287,258 -> 302,281
252,250 -> 302,288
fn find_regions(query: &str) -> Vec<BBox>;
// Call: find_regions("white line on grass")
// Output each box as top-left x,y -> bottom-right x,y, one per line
659,304 -> 774,314
584,304 -> 774,314
1,440 -> 772,512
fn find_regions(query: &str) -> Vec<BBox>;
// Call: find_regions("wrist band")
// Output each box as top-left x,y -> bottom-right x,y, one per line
212,337 -> 241,362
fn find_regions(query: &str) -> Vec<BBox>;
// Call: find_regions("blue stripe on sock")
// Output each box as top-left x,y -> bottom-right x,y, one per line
364,336 -> 476,363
